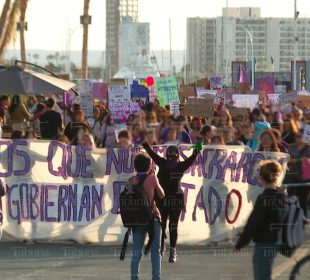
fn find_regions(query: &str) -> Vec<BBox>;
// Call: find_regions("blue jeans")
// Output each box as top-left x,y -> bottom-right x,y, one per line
131,219 -> 162,280
253,242 -> 280,280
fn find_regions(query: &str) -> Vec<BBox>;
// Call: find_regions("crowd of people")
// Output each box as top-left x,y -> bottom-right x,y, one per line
0,93 -> 309,279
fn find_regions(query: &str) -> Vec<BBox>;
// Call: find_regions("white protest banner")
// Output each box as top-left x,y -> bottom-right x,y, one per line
232,94 -> 259,109
1,141 -> 289,244
169,100 -> 180,117
75,80 -> 94,119
302,124 -> 310,144
154,76 -> 179,106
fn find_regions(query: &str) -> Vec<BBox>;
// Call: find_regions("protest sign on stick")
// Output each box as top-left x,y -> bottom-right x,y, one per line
184,97 -> 214,118
155,76 -> 179,106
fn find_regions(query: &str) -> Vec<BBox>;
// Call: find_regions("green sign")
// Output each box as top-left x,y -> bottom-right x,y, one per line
154,76 -> 179,106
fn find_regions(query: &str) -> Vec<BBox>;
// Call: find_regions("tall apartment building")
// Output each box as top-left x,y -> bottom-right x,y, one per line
187,7 -> 310,85
119,18 -> 150,70
105,0 -> 139,78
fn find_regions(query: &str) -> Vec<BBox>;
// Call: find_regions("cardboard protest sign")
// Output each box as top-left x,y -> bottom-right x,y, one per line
196,77 -> 210,89
229,108 -> 248,121
155,76 -> 179,106
302,124 -> 310,144
75,80 -> 94,119
184,97 -> 214,118
178,86 -> 195,99
297,95 -> 310,107
232,94 -> 259,109
1,141 -> 289,244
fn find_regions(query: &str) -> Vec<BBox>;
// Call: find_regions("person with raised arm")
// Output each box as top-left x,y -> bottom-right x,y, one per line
142,141 -> 202,263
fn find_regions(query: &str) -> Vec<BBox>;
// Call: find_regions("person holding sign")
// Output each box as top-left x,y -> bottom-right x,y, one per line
142,141 -> 202,263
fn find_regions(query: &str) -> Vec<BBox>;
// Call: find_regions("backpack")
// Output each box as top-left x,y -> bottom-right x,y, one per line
119,174 -> 155,260
280,196 -> 305,257
119,174 -> 154,228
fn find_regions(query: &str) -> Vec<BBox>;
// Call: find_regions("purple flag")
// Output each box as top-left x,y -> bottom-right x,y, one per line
238,64 -> 249,83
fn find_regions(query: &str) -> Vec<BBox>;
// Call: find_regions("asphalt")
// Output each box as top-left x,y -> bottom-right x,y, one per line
1,238 -> 310,280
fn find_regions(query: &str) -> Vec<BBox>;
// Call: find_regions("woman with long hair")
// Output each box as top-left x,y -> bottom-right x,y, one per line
257,130 -> 280,152
282,117 -> 299,144
142,142 -> 200,263
64,109 -> 91,144
189,117 -> 202,143
99,112 -> 117,148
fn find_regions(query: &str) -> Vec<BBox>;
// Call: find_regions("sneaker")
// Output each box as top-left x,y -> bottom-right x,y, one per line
169,247 -> 177,263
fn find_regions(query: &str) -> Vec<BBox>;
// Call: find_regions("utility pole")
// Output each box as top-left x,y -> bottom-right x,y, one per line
293,0 -> 298,91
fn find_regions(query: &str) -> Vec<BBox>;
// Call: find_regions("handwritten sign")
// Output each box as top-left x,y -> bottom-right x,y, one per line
108,85 -> 135,123
184,97 -> 214,118
169,100 -> 180,117
154,76 -> 179,106
232,94 -> 259,109
76,80 -> 94,119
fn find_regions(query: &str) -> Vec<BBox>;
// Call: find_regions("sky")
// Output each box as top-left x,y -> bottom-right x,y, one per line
2,0 -> 310,51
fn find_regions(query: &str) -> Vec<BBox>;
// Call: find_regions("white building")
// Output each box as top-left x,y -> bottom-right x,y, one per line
187,7 -> 310,85
119,18 -> 150,71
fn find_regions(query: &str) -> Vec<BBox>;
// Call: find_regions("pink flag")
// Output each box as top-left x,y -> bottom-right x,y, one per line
238,64 -> 249,83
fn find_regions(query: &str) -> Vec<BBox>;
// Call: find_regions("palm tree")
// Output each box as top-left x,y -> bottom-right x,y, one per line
0,0 -> 19,60
81,0 -> 90,79
0,0 -> 11,37
19,0 -> 28,67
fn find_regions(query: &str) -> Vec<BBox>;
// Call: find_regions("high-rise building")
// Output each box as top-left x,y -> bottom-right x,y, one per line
106,0 -> 120,79
187,7 -> 310,86
120,0 -> 138,22
119,18 -> 150,71
105,0 -> 139,79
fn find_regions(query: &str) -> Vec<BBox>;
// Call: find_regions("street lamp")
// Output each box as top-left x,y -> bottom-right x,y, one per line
242,27 -> 254,90
293,0 -> 299,91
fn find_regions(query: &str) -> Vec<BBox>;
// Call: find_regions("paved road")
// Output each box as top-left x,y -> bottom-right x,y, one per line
1,239 -> 310,280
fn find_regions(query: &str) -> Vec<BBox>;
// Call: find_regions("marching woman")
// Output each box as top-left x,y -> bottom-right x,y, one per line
142,141 -> 201,263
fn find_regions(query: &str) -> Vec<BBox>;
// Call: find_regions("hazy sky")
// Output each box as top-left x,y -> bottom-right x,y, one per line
3,0 -> 310,51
